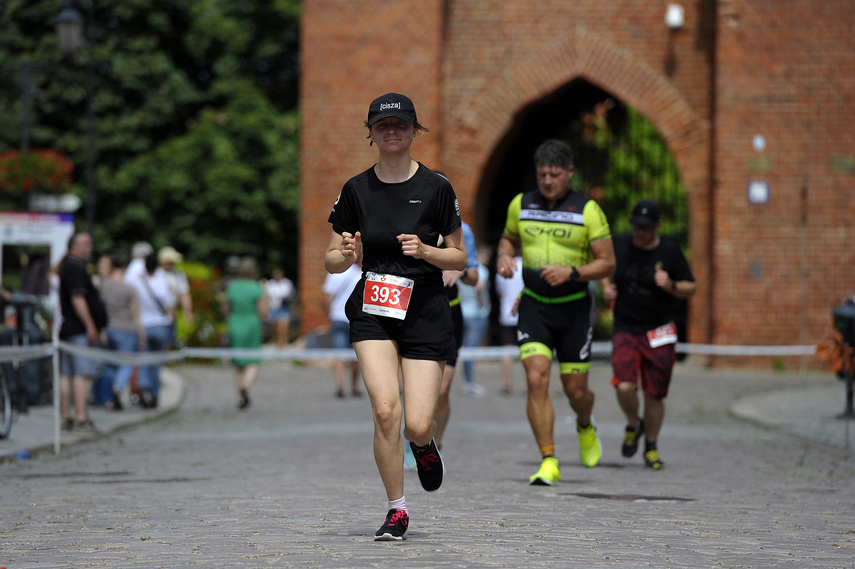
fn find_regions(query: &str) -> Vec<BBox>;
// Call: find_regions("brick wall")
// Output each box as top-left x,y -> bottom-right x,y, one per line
299,0 -> 444,336
301,0 -> 855,369
712,0 -> 855,367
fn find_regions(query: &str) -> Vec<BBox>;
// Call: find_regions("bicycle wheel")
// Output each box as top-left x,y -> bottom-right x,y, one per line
0,366 -> 11,439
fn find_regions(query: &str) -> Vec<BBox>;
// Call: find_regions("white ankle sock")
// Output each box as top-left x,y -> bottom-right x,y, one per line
388,496 -> 407,514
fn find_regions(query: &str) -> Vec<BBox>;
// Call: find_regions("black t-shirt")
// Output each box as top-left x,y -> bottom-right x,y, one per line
611,234 -> 694,334
328,163 -> 462,281
58,256 -> 103,339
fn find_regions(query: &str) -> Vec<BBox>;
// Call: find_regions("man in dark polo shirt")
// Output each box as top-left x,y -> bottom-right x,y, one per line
58,232 -> 106,431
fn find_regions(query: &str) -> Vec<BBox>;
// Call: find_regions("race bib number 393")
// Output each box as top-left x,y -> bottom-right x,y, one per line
362,272 -> 414,320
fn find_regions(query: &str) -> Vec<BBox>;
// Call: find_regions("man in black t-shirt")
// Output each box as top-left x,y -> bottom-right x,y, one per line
601,200 -> 696,470
58,232 -> 105,431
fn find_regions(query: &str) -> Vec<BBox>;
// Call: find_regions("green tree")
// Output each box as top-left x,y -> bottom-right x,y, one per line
568,103 -> 688,247
600,107 -> 687,243
0,0 -> 301,275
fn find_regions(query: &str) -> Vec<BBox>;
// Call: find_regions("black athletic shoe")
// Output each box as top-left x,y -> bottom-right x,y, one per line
73,418 -> 98,432
110,391 -> 123,411
374,509 -> 409,541
139,388 -> 156,408
621,419 -> 645,458
410,439 -> 444,493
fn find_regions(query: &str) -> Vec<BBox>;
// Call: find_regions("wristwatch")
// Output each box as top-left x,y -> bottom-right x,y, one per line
570,267 -> 580,282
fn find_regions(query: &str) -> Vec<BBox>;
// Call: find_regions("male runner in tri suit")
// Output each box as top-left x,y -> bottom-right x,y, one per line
496,139 -> 615,485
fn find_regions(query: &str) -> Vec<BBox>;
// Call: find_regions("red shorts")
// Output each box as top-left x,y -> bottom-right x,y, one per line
609,330 -> 676,399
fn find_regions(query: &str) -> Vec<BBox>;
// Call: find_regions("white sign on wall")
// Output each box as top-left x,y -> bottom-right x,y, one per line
0,211 -> 76,284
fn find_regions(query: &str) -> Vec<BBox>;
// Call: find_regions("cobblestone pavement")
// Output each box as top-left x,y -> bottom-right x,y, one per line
1,360 -> 853,568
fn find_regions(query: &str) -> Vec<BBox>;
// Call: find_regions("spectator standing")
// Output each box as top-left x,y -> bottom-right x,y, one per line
267,268 -> 296,347
94,254 -> 112,289
600,200 -> 696,470
496,139 -> 615,485
130,251 -> 175,409
58,232 -> 106,430
494,254 -> 524,395
322,262 -> 363,398
99,251 -> 145,410
125,241 -> 153,283
226,256 -> 268,409
159,246 -> 194,332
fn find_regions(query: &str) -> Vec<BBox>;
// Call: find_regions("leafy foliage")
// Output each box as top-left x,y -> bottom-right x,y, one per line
174,261 -> 227,349
0,0 -> 301,277
567,102 -> 688,248
600,108 -> 688,243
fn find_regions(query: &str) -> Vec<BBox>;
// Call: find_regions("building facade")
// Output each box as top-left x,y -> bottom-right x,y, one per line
299,0 -> 855,367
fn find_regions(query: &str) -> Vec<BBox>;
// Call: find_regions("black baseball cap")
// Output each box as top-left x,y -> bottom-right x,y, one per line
629,199 -> 661,227
367,93 -> 417,126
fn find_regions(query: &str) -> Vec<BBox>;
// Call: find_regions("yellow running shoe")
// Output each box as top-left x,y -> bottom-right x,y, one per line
577,419 -> 602,468
644,448 -> 664,470
529,456 -> 560,486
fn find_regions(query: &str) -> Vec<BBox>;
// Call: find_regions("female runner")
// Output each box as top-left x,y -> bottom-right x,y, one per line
325,92 -> 466,540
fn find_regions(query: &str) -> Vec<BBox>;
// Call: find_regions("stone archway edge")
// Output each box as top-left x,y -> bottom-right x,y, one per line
442,27 -> 712,345
445,27 -> 706,173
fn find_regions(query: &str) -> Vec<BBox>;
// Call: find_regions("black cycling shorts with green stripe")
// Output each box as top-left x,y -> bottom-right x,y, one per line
516,292 -> 593,372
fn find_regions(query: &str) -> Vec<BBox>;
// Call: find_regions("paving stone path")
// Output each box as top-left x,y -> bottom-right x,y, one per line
1,360 -> 853,568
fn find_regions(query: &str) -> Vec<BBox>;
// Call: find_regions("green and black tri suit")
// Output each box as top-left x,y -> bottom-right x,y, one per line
503,189 -> 611,370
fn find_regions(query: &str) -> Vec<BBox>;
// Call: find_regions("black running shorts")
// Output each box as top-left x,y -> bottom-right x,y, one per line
516,292 -> 593,365
346,277 -> 455,361
446,302 -> 464,367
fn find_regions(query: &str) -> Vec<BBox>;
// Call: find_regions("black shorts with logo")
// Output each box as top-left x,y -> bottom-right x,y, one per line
516,292 -> 593,364
346,276 -> 455,362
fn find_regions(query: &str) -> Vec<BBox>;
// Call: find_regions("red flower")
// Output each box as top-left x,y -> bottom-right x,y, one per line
0,149 -> 74,194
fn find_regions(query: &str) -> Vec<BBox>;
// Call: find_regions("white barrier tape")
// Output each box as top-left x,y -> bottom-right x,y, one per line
0,341 -> 819,368
183,347 -> 360,362
676,343 -> 816,356
0,344 -> 55,361
57,341 -> 187,366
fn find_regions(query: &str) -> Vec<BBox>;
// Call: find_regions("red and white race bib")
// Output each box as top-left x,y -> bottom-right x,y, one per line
647,321 -> 678,348
362,272 -> 414,320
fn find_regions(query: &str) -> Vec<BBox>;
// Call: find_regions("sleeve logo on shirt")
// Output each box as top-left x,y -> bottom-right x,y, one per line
454,199 -> 460,217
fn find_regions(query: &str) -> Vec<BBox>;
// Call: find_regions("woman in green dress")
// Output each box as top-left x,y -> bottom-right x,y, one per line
225,256 -> 268,409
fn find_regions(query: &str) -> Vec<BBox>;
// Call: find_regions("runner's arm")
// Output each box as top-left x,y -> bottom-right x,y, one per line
325,230 -> 362,274
496,235 -> 520,278
398,226 -> 467,271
